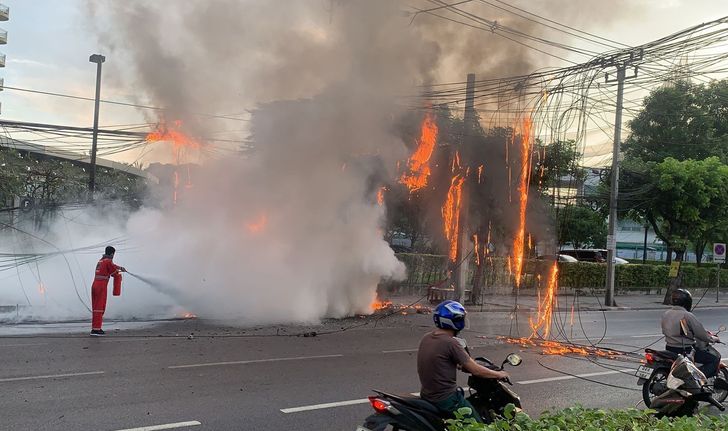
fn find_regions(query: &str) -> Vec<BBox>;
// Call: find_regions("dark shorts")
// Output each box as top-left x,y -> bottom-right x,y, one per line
430,390 -> 483,423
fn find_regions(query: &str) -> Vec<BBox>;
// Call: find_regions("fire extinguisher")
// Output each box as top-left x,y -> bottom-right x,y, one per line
113,272 -> 122,296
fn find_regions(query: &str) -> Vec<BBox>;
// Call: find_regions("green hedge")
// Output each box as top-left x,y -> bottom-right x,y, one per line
447,405 -> 728,431
558,261 -> 728,290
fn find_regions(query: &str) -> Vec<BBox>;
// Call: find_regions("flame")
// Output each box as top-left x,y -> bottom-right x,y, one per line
477,164 -> 484,184
499,336 -> 622,359
529,262 -> 559,338
400,113 -> 439,192
442,173 -> 464,262
38,283 -> 46,296
473,234 -> 480,266
512,117 -> 533,288
145,120 -> 200,149
246,213 -> 268,234
182,312 -> 197,319
377,186 -> 386,206
371,299 -> 393,310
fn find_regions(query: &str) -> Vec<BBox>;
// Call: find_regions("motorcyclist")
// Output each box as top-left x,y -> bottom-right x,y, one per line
417,300 -> 509,422
661,288 -> 721,378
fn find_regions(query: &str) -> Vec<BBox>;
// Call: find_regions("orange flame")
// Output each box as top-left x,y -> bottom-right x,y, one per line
246,213 -> 268,234
145,120 -> 200,149
400,113 -> 439,192
473,233 -> 480,266
512,117 -> 533,288
442,174 -> 464,262
371,299 -> 393,310
377,186 -> 386,206
499,336 -> 622,358
529,262 -> 559,338
477,164 -> 484,184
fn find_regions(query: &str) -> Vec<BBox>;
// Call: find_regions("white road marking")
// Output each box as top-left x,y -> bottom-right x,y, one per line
0,343 -> 48,347
0,371 -> 105,383
630,334 -> 663,338
281,398 -> 370,413
517,369 -> 634,385
169,354 -> 344,369
382,348 -> 417,353
112,421 -> 201,431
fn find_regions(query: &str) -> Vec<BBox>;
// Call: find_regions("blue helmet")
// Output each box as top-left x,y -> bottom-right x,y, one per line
433,300 -> 467,331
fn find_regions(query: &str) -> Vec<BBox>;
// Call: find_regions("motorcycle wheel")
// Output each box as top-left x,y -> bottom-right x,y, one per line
713,368 -> 728,403
643,368 -> 669,408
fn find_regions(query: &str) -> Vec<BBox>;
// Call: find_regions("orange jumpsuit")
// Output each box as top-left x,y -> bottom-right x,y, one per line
91,256 -> 121,330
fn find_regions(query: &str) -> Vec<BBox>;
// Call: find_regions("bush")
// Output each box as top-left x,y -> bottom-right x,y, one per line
446,405 -> 728,431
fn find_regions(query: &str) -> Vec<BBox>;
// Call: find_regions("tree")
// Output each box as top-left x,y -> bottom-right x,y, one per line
532,139 -> 584,193
556,204 -> 607,249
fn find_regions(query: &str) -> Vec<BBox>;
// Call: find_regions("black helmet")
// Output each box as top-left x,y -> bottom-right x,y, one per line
105,246 -> 116,256
671,288 -> 693,312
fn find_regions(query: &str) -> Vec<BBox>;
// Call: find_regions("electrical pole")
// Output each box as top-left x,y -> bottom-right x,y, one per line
604,55 -> 639,307
453,73 -> 475,303
88,54 -> 105,197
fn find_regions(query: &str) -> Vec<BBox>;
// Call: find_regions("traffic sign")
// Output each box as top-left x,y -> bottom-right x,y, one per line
714,243 -> 726,264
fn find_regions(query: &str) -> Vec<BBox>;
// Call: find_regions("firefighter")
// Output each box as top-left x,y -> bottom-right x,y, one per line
91,246 -> 126,336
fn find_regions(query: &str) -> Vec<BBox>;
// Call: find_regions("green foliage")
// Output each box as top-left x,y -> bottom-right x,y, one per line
446,405 -> 728,431
532,140 -> 584,190
558,261 -> 727,290
556,204 -> 607,249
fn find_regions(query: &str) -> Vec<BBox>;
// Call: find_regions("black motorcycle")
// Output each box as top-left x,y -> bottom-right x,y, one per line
357,353 -> 523,431
637,325 -> 728,410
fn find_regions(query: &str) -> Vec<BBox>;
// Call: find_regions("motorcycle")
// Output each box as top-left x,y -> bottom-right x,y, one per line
649,354 -> 727,416
357,352 -> 523,431
636,325 -> 728,413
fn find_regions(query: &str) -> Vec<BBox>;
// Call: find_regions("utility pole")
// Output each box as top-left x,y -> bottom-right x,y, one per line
453,73 -> 475,303
604,53 -> 640,307
88,54 -> 105,197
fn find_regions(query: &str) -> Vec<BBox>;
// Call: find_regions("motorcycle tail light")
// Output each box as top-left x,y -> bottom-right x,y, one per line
645,353 -> 654,363
368,397 -> 391,414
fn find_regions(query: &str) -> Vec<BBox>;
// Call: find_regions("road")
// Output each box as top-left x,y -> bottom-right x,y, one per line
0,305 -> 727,431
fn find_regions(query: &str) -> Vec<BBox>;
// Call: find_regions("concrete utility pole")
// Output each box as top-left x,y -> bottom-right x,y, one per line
453,73 -> 476,303
88,54 -> 105,196
604,55 -> 639,307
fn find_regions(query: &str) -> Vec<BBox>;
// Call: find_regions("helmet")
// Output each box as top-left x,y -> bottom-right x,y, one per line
433,300 -> 467,332
671,288 -> 693,312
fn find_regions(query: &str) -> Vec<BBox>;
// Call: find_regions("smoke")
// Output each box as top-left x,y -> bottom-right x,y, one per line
1,1 -> 637,324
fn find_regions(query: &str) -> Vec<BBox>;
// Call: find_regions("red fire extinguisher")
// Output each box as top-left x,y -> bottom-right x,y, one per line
113,272 -> 122,296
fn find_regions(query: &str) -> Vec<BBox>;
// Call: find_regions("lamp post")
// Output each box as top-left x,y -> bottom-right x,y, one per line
88,54 -> 105,196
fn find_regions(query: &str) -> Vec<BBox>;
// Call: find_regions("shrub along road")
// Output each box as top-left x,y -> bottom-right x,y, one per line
0,306 -> 726,430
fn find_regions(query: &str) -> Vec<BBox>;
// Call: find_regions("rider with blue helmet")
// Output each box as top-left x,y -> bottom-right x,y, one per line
417,300 -> 509,422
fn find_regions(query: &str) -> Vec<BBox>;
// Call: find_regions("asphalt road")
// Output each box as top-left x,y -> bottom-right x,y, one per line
1,306 -> 727,431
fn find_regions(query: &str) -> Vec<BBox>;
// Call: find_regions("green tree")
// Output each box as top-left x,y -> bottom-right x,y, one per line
532,139 -> 584,193
556,204 -> 607,249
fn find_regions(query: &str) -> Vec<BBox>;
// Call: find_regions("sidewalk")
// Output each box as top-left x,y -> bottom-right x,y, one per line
383,289 -> 728,312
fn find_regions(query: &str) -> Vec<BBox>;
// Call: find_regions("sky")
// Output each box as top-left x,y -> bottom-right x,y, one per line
1,0 -> 728,165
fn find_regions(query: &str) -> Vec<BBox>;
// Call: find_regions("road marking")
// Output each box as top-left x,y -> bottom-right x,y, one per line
112,421 -> 201,431
281,398 -> 370,413
517,369 -> 634,385
169,354 -> 344,369
0,343 -> 48,347
0,371 -> 104,383
382,348 -> 417,353
630,334 -> 663,338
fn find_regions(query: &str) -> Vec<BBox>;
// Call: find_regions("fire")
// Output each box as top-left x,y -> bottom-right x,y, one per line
499,336 -> 623,359
529,262 -> 559,338
182,312 -> 197,319
400,113 -> 439,192
371,299 -> 393,310
246,213 -> 268,234
473,233 -> 480,266
511,117 -> 533,288
442,173 -> 464,262
477,164 -> 484,184
145,120 -> 200,149
377,186 -> 386,206
38,283 -> 46,296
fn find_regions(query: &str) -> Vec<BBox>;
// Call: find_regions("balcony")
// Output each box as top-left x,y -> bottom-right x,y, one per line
0,29 -> 6,44
0,4 -> 9,22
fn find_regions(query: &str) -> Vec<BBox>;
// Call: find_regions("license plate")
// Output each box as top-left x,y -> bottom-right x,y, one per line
635,365 -> 653,379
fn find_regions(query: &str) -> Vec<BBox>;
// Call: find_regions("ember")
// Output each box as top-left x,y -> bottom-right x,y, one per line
498,336 -> 623,359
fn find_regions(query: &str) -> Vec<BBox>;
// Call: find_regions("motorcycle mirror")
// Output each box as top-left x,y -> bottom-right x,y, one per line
719,325 -> 727,333
505,353 -> 523,367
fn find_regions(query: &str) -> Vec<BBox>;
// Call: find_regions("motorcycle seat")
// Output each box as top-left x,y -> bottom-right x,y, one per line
645,348 -> 679,361
376,391 -> 441,414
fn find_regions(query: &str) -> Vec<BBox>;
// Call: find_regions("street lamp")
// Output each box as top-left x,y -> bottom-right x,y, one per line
88,54 -> 105,196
